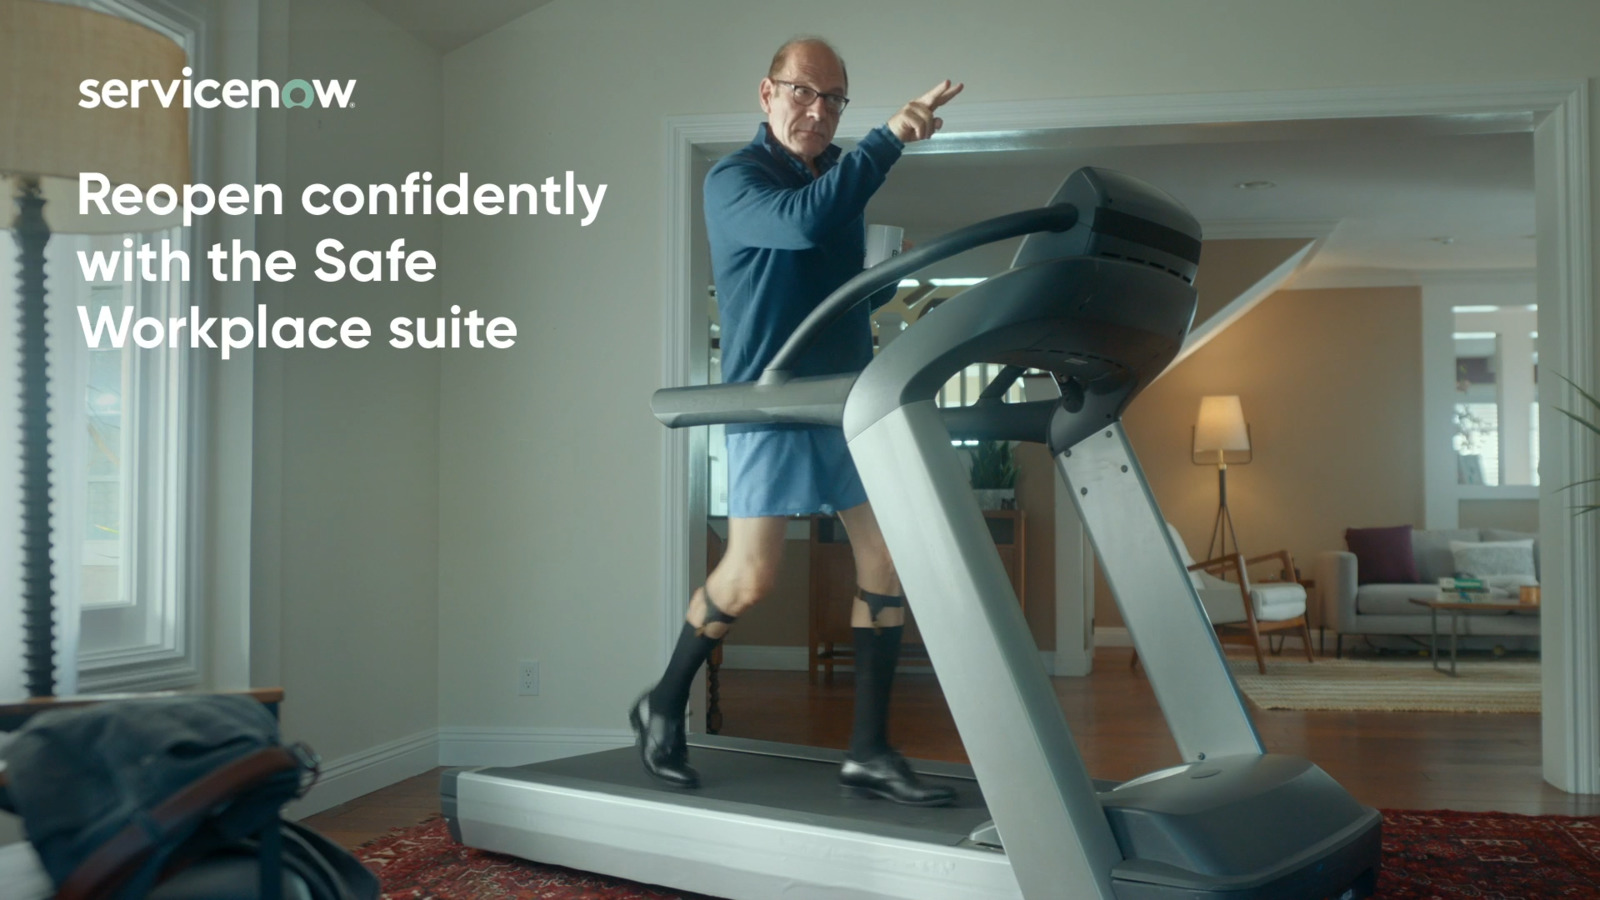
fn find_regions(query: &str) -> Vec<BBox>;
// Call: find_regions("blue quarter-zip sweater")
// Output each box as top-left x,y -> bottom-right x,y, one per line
705,124 -> 904,432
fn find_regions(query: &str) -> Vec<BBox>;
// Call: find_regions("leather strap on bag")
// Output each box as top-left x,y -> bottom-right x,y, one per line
54,746 -> 301,900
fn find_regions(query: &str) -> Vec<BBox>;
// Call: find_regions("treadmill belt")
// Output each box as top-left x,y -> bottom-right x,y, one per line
478,740 -> 996,847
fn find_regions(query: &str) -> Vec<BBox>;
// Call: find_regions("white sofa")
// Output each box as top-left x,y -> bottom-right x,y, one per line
1315,527 -> 1540,657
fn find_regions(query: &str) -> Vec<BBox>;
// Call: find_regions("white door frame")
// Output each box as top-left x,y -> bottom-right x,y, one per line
659,81 -> 1597,794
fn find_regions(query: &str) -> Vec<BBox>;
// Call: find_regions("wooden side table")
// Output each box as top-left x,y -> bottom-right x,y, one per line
1407,597 -> 1540,675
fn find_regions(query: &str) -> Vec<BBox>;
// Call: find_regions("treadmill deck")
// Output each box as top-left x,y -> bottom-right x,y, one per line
444,735 -> 1024,900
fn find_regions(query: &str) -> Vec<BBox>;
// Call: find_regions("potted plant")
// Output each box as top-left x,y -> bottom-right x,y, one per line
968,440 -> 1018,510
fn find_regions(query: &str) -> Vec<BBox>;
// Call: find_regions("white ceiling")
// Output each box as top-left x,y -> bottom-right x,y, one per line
361,0 -> 554,52
862,115 -> 1536,286
359,0 -> 1537,289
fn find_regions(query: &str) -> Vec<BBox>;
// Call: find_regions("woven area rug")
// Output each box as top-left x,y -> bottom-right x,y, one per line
1227,656 -> 1540,713
357,811 -> 1600,899
357,817 -> 703,900
1380,809 -> 1600,899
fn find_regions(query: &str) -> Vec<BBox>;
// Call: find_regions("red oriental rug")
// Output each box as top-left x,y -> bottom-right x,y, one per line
356,809 -> 1600,899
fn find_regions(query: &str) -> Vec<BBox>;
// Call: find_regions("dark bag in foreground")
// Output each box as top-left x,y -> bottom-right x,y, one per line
0,694 -> 378,900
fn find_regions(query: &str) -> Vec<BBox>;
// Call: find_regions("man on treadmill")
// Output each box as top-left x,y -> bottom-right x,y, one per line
630,36 -> 963,806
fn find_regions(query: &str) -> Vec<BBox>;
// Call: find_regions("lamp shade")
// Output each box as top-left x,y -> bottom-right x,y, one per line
1194,395 -> 1250,454
0,0 -> 190,233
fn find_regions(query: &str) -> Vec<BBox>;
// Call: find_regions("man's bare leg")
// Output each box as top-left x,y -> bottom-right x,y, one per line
694,516 -> 790,634
838,501 -> 905,629
835,502 -> 955,806
632,516 -> 788,788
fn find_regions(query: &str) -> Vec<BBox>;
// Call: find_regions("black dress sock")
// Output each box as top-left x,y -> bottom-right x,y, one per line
650,590 -> 737,717
650,622 -> 722,718
850,624 -> 905,761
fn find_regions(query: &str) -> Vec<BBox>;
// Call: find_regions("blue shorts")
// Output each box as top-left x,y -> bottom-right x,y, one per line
725,428 -> 869,518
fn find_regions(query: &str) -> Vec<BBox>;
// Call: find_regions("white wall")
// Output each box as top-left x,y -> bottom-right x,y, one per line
250,0 -> 443,799
435,0 -> 1600,789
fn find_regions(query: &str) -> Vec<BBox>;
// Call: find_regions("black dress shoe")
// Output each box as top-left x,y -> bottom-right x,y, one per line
838,750 -> 956,807
628,692 -> 699,789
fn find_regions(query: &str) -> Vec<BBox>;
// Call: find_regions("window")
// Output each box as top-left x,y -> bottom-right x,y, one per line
60,231 -> 196,689
1421,281 -> 1539,526
82,282 -> 132,610
1451,306 -> 1538,488
0,226 -> 200,693
0,0 -> 210,694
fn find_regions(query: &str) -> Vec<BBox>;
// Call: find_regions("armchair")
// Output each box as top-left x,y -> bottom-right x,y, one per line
1133,523 -> 1313,675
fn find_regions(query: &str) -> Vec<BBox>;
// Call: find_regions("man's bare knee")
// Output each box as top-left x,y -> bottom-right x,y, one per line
722,572 -> 777,615
853,546 -> 901,598
707,560 -> 780,616
710,516 -> 788,616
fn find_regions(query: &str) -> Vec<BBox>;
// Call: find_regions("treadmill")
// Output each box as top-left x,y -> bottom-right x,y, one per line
443,167 -> 1382,900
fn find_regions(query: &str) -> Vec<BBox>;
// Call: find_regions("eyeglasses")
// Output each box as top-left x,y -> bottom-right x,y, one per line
773,80 -> 849,114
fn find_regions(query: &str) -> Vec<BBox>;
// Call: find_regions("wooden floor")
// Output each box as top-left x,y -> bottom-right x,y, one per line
304,647 -> 1600,849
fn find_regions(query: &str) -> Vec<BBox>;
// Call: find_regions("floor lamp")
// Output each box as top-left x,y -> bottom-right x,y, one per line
1,0 -> 189,697
1193,394 -> 1252,562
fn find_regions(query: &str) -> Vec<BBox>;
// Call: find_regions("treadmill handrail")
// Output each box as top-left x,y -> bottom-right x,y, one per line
652,373 -> 1061,444
651,373 -> 857,429
759,204 -> 1079,384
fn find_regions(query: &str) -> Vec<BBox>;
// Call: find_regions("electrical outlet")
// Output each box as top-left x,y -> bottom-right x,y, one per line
517,660 -> 539,696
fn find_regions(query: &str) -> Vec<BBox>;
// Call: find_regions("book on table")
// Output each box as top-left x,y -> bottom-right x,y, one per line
1437,576 -> 1497,603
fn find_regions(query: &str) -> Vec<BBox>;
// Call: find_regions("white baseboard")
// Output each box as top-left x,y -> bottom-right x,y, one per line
722,631 -> 1340,671
720,644 -> 1059,674
287,728 -> 440,819
1094,626 -> 1132,648
281,726 -> 634,818
720,644 -> 810,671
1093,626 -> 1320,652
438,726 -> 631,768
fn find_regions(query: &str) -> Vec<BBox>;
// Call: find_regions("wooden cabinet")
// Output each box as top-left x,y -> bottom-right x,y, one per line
807,509 -> 1025,681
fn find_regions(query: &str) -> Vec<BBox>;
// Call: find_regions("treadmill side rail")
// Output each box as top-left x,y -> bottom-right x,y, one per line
1058,424 -> 1264,762
848,399 -> 1123,900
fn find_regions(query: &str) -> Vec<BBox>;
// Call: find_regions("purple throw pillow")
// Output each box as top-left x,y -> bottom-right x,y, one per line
1345,525 -> 1419,585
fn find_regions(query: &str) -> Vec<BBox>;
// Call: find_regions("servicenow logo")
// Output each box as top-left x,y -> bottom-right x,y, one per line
79,67 -> 356,110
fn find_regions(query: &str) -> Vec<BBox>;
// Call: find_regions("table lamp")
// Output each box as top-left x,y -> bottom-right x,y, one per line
2,0 -> 190,696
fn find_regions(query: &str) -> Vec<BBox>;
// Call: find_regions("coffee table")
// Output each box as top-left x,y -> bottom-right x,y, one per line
1408,597 -> 1541,675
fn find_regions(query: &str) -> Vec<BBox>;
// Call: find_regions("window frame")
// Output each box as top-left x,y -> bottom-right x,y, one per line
1421,277 -> 1540,530
56,0 -> 216,693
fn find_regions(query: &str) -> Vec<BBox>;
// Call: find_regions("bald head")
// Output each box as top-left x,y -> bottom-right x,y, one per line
768,37 -> 848,88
